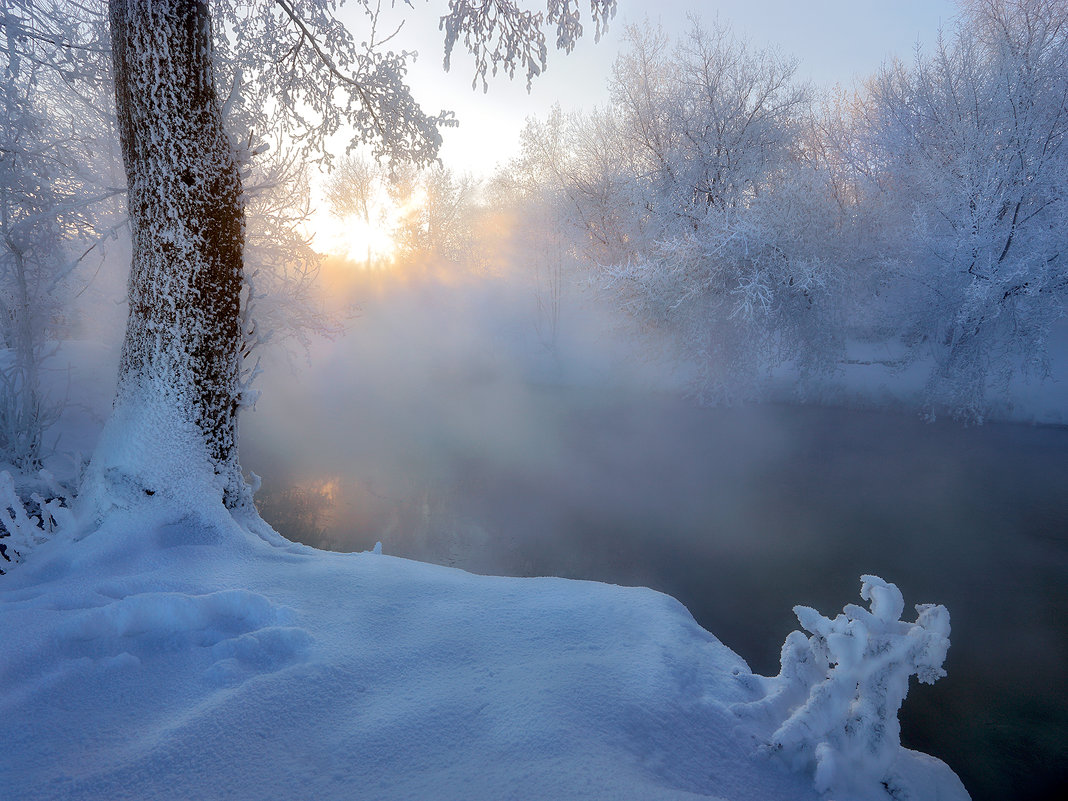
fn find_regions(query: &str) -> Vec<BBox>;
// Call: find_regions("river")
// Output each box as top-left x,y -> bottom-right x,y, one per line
245,385 -> 1067,801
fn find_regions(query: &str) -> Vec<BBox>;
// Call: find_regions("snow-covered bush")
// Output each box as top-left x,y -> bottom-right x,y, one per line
0,469 -> 75,573
737,575 -> 952,799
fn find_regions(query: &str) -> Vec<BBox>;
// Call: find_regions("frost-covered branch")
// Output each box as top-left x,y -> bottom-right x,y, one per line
735,575 -> 952,799
441,0 -> 617,90
0,468 -> 74,573
213,0 -> 455,169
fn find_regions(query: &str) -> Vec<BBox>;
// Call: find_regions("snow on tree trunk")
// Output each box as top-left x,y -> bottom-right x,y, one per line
106,0 -> 246,508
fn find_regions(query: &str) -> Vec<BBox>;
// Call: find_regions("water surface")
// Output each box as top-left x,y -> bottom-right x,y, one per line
246,389 -> 1068,801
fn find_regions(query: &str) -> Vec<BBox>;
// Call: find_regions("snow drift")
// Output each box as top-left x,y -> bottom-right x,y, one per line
0,490 -> 969,801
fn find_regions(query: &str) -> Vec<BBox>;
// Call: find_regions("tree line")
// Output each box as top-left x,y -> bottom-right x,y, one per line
504,0 -> 1068,420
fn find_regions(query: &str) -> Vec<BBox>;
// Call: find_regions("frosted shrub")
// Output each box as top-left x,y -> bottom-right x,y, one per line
0,469 -> 74,573
741,575 -> 951,798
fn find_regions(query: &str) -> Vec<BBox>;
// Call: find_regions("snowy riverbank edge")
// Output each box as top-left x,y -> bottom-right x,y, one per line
0,495 -> 970,801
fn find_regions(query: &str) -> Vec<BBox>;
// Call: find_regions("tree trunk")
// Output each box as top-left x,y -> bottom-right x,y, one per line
108,0 -> 246,507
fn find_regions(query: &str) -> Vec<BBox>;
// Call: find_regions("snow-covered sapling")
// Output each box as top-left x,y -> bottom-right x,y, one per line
740,575 -> 951,798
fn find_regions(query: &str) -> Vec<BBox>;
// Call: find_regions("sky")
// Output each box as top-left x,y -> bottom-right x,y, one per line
313,0 -> 961,256
336,0 -> 962,177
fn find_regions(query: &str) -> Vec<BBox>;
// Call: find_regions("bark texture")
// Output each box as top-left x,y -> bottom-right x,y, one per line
109,0 -> 246,506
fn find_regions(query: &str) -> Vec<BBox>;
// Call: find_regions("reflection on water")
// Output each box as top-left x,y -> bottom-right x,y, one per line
249,394 -> 1068,801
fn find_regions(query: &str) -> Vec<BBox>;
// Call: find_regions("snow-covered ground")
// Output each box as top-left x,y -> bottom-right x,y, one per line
797,319 -> 1068,425
0,491 -> 969,801
0,326 -> 998,801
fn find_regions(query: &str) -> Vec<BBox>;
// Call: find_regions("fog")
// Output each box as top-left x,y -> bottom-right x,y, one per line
244,261 -> 671,561
6,1 -> 1065,799
231,254 -> 1068,801
45,190 -> 1067,801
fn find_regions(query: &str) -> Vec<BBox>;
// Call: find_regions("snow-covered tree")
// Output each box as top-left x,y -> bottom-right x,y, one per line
390,163 -> 481,264
102,0 -> 251,507
515,19 -> 843,400
855,0 -> 1068,420
323,154 -> 387,267
0,0 -> 120,470
84,0 -> 617,514
621,19 -> 809,225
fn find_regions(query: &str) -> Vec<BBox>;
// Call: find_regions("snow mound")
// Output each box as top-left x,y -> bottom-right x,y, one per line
1,504 -> 968,801
49,587 -> 309,689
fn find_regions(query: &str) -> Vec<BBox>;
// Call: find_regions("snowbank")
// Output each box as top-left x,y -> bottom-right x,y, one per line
1,497 -> 968,800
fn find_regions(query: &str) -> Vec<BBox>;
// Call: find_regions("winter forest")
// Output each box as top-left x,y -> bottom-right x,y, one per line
1,1 -> 1066,800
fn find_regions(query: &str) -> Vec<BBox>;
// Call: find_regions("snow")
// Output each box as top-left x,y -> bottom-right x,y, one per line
735,577 -> 955,800
779,318 -> 1068,425
0,340 -> 974,801
0,482 -> 970,800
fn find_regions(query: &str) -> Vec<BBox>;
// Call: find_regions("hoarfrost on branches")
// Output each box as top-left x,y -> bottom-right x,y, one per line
735,575 -> 952,799
214,0 -> 452,169
0,468 -> 73,571
441,0 -> 617,90
848,0 -> 1068,421
509,18 -> 843,402
0,0 -> 121,470
508,2 -> 1067,417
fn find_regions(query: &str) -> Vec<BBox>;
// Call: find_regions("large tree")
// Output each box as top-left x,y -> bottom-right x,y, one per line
106,0 -> 247,505
92,0 -> 616,511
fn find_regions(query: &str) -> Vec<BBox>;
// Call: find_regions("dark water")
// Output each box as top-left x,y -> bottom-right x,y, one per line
247,392 -> 1068,801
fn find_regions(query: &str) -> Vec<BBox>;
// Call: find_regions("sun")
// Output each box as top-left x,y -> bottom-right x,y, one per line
306,166 -> 436,269
332,214 -> 397,266
306,172 -> 407,267
313,210 -> 398,267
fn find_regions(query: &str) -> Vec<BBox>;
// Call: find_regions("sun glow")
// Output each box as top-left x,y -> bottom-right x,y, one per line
313,210 -> 399,267
305,171 -> 410,269
309,177 -> 435,270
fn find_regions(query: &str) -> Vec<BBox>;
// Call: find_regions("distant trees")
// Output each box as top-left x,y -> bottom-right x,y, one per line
323,155 -> 386,267
241,146 -> 341,367
0,39 -> 65,470
391,164 -> 481,265
0,0 -> 120,470
856,0 -> 1068,420
326,157 -> 485,270
513,20 -> 844,400
513,2 -> 1067,417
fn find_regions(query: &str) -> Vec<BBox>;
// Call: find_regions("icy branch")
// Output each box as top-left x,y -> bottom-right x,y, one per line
441,0 -> 616,91
0,469 -> 73,572
735,575 -> 952,799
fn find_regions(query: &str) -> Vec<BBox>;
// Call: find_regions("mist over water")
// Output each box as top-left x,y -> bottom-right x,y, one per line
241,261 -> 1067,801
